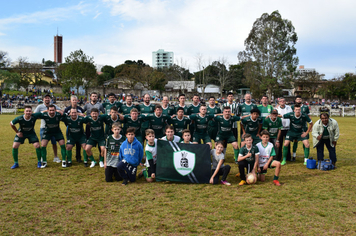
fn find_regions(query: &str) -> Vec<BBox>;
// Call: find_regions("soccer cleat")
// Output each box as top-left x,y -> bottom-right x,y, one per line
235,173 -> 240,178
84,162 -> 89,167
122,179 -> 129,185
90,161 -> 96,168
37,162 -> 42,168
11,163 -> 19,169
41,162 -> 47,168
221,180 -> 231,186
281,160 -> 287,166
99,161 -> 104,168
304,158 -> 308,165
235,161 -> 239,165
67,162 -> 72,167
62,161 -> 67,168
273,180 -> 281,186
239,180 -> 246,186
53,157 -> 61,163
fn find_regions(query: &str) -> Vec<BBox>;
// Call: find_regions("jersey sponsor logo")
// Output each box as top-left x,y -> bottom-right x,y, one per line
91,127 -> 102,131
173,150 -> 196,176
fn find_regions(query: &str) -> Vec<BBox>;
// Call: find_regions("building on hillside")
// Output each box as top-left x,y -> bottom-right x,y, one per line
152,49 -> 174,68
54,34 -> 63,64
294,65 -> 325,99
197,84 -> 220,94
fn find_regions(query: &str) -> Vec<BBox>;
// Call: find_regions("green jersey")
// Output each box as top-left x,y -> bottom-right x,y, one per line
207,105 -> 221,127
239,145 -> 260,164
143,114 -> 171,138
104,115 -> 121,136
215,115 -> 241,136
138,103 -> 156,129
122,115 -> 144,137
102,101 -> 122,115
258,104 -> 273,120
283,112 -> 312,135
162,105 -> 175,116
237,102 -> 258,116
38,112 -> 63,133
105,134 -> 126,167
241,116 -> 262,137
189,114 -> 214,135
62,115 -> 85,140
262,117 -> 283,139
82,114 -> 108,140
11,114 -> 41,136
174,104 -> 189,115
291,104 -> 310,115
188,103 -> 201,115
121,103 -> 137,115
168,116 -> 191,137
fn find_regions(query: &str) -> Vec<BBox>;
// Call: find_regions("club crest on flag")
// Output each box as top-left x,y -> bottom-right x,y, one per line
173,150 -> 196,176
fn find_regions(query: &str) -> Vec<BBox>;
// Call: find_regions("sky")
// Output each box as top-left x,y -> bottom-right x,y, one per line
0,0 -> 355,79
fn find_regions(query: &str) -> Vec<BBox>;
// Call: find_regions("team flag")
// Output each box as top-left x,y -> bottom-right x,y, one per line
156,140 -> 211,183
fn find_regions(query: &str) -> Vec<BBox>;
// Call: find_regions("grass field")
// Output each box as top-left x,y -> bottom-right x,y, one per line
1,115 -> 356,235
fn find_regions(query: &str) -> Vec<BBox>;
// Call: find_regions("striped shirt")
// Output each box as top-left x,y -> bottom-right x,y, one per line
222,101 -> 239,128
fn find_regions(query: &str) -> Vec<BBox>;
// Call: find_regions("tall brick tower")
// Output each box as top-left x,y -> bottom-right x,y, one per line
54,34 -> 63,63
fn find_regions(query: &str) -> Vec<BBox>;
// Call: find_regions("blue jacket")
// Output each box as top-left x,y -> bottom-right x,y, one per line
119,137 -> 143,167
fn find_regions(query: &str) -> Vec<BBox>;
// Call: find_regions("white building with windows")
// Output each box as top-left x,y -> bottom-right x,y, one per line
152,49 -> 174,68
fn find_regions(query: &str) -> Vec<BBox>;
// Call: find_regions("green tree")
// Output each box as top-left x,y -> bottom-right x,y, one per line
294,70 -> 323,98
225,63 -> 246,92
342,73 -> 356,100
0,51 -> 11,68
101,65 -> 115,78
238,10 -> 299,98
57,49 -> 97,94
0,70 -> 22,90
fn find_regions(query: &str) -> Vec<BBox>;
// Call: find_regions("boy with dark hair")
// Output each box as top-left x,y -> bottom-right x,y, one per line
256,130 -> 281,186
117,127 -> 144,185
161,125 -> 181,142
174,94 -> 189,115
9,106 -> 42,169
238,134 -> 259,186
207,96 -> 221,141
141,129 -> 157,182
143,104 -> 171,139
241,108 -> 262,146
104,122 -> 125,182
102,93 -> 121,115
104,106 -> 120,137
262,109 -> 283,158
181,129 -> 192,144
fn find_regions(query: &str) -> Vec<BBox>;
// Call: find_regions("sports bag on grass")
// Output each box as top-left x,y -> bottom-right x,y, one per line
317,159 -> 335,171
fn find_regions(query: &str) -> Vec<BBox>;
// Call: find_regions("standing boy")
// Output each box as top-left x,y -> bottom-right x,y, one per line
104,122 -> 126,182
117,127 -> 144,185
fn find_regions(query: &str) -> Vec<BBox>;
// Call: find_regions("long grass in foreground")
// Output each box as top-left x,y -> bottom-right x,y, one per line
0,115 -> 355,235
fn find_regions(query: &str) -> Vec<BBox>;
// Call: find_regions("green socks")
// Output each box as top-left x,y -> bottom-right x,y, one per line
293,142 -> 298,153
234,148 -> 239,162
83,150 -> 88,162
88,155 -> 95,162
67,150 -> 72,163
273,175 -> 279,180
282,146 -> 288,161
304,147 -> 310,159
36,148 -> 41,162
143,169 -> 148,178
100,155 -> 104,162
12,148 -> 19,163
41,147 -> 47,162
60,145 -> 66,161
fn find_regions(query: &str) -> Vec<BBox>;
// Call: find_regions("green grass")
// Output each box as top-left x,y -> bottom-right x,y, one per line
1,115 -> 356,235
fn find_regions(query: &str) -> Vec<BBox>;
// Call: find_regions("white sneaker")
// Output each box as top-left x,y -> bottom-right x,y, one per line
62,161 -> 67,168
41,162 -> 47,168
99,161 -> 104,168
53,157 -> 61,163
90,162 -> 96,168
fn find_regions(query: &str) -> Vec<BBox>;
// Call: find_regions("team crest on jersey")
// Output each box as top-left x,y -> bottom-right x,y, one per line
173,150 -> 196,176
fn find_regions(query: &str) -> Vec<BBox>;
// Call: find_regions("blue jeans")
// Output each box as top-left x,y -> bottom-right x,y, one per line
117,160 -> 137,182
40,128 -> 56,145
316,139 -> 336,163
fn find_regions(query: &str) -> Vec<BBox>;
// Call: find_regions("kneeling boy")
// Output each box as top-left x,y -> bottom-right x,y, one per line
117,127 -> 144,185
256,130 -> 281,186
104,122 -> 126,182
142,129 -> 157,182
238,134 -> 259,186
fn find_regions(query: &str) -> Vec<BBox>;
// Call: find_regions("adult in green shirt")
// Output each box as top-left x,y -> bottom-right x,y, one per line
258,95 -> 274,121
9,105 -> 42,169
37,105 -> 66,168
161,95 -> 174,116
262,109 -> 282,157
281,104 -> 313,166
119,108 -> 144,144
241,108 -> 263,146
121,94 -> 137,115
102,93 -> 121,115
168,107 -> 190,138
138,94 -> 155,138
143,105 -> 171,139
104,106 -> 120,137
207,96 -> 222,141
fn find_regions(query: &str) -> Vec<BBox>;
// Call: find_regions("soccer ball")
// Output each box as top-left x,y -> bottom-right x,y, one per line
246,173 -> 257,185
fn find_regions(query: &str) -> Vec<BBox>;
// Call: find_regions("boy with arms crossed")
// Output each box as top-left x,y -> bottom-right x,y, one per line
210,141 -> 231,185
256,130 -> 281,186
104,122 -> 125,182
238,134 -> 259,186
10,106 -> 42,169
117,127 -> 144,185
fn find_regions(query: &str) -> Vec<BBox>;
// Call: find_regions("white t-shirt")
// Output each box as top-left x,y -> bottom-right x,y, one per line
256,142 -> 276,167
161,135 -> 181,142
276,105 -> 293,130
145,138 -> 157,167
210,149 -> 225,169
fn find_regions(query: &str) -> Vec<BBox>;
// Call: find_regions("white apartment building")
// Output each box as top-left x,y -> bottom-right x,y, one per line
152,49 -> 174,68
